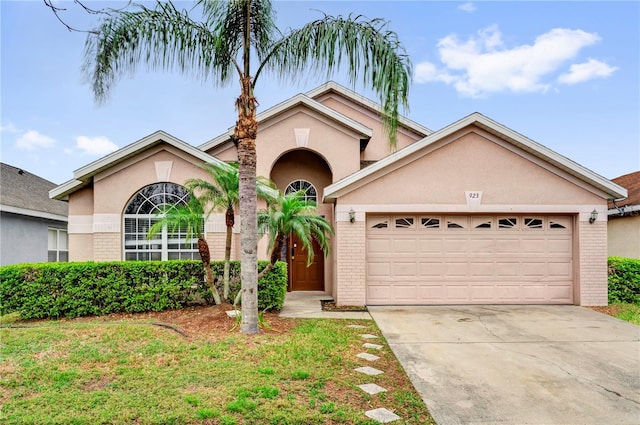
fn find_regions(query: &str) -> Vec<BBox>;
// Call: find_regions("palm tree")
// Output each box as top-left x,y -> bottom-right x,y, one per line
84,0 -> 412,334
147,193 -> 222,305
185,161 -> 276,302
257,190 -> 333,280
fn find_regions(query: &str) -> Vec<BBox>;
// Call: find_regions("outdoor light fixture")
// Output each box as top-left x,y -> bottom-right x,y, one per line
349,208 -> 356,223
589,209 -> 598,224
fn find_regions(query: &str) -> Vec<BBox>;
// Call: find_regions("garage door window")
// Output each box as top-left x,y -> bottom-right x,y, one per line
472,217 -> 492,229
370,217 -> 389,229
421,217 -> 440,229
446,217 -> 466,229
498,217 -> 518,229
395,217 -> 415,229
524,218 -> 543,229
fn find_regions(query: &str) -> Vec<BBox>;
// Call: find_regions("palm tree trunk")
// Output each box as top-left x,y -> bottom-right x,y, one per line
223,207 -> 234,301
198,238 -> 221,305
257,232 -> 284,280
236,76 -> 259,334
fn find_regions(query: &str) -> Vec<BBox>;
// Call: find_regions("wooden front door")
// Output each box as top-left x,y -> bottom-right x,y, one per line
288,234 -> 324,291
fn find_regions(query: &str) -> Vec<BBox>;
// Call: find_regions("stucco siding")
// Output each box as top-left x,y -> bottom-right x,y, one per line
315,95 -> 423,161
339,130 -> 604,206
0,212 -> 66,265
608,216 -> 640,258
93,147 -> 209,214
69,233 -> 94,262
257,109 -> 362,182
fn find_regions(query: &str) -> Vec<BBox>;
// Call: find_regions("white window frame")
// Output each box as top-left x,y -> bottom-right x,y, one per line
285,179 -> 317,203
122,183 -> 200,261
48,228 -> 68,262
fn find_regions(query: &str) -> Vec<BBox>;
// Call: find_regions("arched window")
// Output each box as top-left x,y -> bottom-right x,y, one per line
285,179 -> 317,203
123,183 -> 200,261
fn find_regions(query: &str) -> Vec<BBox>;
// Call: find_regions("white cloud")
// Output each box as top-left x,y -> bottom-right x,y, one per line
16,130 -> 56,150
1,122 -> 21,133
558,58 -> 618,85
458,2 -> 476,13
73,136 -> 118,156
415,26 -> 607,97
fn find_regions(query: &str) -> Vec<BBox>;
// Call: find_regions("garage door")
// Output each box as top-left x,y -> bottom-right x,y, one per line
366,215 -> 573,305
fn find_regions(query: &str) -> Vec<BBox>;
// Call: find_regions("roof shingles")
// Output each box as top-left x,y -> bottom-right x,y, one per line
0,163 -> 68,217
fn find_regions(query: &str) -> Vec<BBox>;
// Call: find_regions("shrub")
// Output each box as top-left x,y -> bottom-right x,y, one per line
0,260 -> 287,319
608,257 -> 640,304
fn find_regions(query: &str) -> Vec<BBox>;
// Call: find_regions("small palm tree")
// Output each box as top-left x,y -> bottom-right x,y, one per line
257,190 -> 333,280
186,162 -> 277,301
147,193 -> 222,305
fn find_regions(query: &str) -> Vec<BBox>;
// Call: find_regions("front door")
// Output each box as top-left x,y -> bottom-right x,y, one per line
288,234 -> 324,291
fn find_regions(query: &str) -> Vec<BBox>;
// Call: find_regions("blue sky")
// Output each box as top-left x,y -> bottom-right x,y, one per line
1,1 -> 638,185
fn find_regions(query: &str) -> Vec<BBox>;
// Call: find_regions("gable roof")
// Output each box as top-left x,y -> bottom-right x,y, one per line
1,163 -> 68,221
198,93 -> 373,152
608,171 -> 639,215
324,112 -> 628,202
306,81 -> 433,136
51,130 -> 221,201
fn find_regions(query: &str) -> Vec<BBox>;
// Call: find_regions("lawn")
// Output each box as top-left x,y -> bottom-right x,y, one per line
590,303 -> 640,325
0,306 -> 434,425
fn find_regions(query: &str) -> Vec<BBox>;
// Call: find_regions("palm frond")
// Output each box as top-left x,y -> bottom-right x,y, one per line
84,1 -> 235,103
259,13 -> 412,147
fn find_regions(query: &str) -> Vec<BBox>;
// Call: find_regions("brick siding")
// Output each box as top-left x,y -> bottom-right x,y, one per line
335,221 -> 367,306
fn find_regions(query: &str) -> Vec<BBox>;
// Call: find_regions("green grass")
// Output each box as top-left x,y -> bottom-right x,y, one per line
0,317 -> 434,424
611,303 -> 640,324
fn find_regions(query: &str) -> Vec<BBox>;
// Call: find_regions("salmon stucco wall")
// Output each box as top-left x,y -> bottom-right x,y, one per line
339,130 -> 605,207
608,216 -> 640,258
314,94 -> 424,161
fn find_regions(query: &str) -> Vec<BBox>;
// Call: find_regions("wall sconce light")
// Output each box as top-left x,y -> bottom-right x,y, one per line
589,209 -> 598,224
348,208 -> 356,223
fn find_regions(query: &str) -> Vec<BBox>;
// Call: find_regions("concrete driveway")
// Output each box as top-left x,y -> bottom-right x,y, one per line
368,305 -> 640,425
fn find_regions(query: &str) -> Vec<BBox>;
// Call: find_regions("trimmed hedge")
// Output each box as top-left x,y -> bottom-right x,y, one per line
0,260 -> 287,320
608,257 -> 640,304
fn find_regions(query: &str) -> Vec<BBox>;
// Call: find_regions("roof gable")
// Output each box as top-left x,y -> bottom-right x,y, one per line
51,130 -> 221,200
198,93 -> 372,152
324,112 -> 627,202
306,81 -> 433,137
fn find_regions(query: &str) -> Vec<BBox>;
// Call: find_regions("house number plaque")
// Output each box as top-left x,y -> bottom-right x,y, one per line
465,191 -> 482,207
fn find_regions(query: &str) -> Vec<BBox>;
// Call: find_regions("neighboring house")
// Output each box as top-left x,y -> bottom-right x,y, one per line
51,82 -> 627,306
608,171 -> 640,258
1,163 -> 69,265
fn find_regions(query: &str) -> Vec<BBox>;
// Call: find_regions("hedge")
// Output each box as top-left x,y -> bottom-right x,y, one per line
0,260 -> 287,320
608,257 -> 640,304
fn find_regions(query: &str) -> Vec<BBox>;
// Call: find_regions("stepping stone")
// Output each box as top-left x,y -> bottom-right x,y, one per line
361,333 -> 379,339
357,352 -> 380,361
364,343 -> 383,350
347,324 -> 367,329
358,383 -> 387,395
226,310 -> 239,318
365,407 -> 401,423
355,366 -> 384,376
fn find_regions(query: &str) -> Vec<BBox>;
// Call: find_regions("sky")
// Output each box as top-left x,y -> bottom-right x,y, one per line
1,1 -> 639,186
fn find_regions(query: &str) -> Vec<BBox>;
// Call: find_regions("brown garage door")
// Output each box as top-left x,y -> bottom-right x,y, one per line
366,215 -> 573,305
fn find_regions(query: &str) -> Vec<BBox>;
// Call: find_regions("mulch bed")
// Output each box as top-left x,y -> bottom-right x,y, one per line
320,299 -> 368,312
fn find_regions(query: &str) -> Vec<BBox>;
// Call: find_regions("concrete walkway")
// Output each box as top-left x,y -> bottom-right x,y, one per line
279,291 -> 372,320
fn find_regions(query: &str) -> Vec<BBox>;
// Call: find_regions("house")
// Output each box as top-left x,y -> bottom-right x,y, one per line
608,171 -> 640,258
1,163 -> 69,265
50,82 -> 627,306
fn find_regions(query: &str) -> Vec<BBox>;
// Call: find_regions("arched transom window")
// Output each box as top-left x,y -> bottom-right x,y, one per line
123,183 -> 200,261
285,179 -> 317,203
